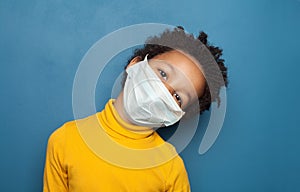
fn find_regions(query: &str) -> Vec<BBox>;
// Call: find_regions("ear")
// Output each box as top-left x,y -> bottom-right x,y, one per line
126,56 -> 142,69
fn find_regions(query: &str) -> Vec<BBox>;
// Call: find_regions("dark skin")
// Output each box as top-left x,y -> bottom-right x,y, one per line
126,28 -> 228,114
114,50 -> 206,130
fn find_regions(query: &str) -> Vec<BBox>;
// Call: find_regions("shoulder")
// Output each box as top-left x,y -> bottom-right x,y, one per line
47,114 -> 99,148
171,154 -> 186,170
162,144 -> 188,175
48,120 -> 77,143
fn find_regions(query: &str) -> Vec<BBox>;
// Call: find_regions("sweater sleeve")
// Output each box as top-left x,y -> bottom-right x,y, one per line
43,126 -> 68,192
166,156 -> 191,192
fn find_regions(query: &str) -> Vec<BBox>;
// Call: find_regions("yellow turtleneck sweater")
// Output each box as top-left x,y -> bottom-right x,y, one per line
43,100 -> 190,192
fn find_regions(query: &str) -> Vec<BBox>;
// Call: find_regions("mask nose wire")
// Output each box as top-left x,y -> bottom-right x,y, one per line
161,82 -> 182,108
161,81 -> 186,110
161,81 -> 175,96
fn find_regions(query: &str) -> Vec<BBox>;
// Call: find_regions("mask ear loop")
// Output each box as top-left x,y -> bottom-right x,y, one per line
144,54 -> 149,61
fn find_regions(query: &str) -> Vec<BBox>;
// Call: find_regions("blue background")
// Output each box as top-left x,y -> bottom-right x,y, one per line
1,0 -> 300,191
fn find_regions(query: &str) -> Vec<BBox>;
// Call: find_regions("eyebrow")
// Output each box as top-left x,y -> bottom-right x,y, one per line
153,59 -> 176,72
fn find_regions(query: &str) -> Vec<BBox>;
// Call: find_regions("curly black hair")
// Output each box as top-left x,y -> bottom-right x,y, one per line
125,26 -> 228,114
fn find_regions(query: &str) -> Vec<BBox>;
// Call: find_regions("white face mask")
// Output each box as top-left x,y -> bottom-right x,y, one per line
123,55 -> 185,128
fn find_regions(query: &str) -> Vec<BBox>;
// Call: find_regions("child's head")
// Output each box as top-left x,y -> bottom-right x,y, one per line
125,26 -> 228,115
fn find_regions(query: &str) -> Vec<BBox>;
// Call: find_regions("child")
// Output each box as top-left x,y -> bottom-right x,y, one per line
43,26 -> 228,191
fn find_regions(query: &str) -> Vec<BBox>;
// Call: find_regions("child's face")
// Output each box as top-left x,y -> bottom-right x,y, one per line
148,50 -> 206,109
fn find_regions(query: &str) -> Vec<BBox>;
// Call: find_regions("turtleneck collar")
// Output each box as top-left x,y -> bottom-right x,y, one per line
97,99 -> 155,140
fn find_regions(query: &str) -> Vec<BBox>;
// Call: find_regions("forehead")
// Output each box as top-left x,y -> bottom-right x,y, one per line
152,50 -> 202,73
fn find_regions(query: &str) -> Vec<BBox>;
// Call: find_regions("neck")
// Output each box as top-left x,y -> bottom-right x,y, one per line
113,91 -> 132,125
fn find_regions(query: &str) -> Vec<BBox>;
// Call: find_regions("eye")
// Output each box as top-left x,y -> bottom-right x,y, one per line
158,69 -> 167,81
173,92 -> 182,107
